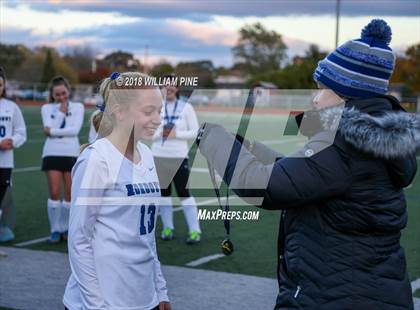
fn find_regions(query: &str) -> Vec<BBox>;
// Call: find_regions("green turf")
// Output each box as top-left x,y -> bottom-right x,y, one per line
401,173 -> 420,281
5,105 -> 420,282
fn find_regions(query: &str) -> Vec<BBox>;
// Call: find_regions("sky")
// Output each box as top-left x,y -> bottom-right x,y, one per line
0,0 -> 419,67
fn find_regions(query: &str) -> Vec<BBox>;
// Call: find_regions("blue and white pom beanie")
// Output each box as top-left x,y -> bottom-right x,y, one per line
314,19 -> 395,98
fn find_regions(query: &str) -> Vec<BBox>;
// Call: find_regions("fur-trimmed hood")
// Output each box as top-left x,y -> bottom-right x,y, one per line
339,108 -> 420,159
318,99 -> 420,159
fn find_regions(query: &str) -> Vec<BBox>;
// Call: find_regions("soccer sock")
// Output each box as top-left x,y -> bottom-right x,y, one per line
159,196 -> 174,230
59,200 -> 71,233
181,197 -> 201,233
47,199 -> 61,233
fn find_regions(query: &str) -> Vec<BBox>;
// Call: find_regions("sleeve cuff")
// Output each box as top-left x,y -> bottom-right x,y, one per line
49,128 -> 58,136
158,292 -> 170,302
175,131 -> 186,139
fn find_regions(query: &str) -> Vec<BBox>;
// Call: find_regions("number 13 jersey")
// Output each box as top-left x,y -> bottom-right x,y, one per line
63,138 -> 168,310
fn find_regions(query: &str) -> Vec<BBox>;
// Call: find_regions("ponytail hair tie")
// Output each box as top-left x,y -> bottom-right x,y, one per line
96,101 -> 106,112
110,72 -> 120,80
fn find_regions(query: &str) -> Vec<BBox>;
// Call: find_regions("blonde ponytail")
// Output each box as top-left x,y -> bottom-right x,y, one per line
79,110 -> 110,154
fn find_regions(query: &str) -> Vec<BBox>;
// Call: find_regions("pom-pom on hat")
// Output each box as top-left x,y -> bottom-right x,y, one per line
314,19 -> 395,98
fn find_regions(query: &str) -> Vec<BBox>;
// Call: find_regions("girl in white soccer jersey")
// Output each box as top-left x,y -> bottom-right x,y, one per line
41,76 -> 85,243
0,67 -> 27,242
151,74 -> 201,244
63,72 -> 171,310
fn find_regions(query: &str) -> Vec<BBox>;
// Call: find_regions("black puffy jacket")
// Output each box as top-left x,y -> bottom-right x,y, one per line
199,96 -> 419,310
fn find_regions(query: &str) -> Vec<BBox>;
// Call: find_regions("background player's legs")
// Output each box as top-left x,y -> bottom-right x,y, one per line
180,196 -> 200,232
154,156 -> 177,240
46,170 -> 63,243
0,168 -> 14,242
159,184 -> 175,240
59,172 -> 72,240
173,159 -> 201,244
160,185 -> 174,230
63,171 -> 71,202
47,170 -> 62,201
0,168 -> 11,205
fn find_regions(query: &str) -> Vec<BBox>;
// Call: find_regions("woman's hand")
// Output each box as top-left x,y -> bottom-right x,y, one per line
0,138 -> 13,150
158,301 -> 171,310
43,127 -> 51,136
59,102 -> 68,114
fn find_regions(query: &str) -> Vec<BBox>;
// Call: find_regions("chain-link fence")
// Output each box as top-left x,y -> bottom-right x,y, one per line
5,80 -> 419,112
6,80 -> 100,106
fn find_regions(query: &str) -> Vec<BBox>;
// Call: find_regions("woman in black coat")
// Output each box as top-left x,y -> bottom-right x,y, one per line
198,20 -> 419,309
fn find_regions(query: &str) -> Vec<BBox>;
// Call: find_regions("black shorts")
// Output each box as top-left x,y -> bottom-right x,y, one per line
154,157 -> 191,198
0,168 -> 12,204
41,156 -> 77,172
0,168 -> 11,186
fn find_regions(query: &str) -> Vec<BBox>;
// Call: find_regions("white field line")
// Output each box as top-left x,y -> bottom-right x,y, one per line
13,138 -> 302,174
13,152 -> 418,175
25,124 -> 90,129
191,168 -> 210,173
13,166 -> 40,173
412,278 -> 420,293
185,254 -> 225,267
173,196 -> 240,212
26,134 -> 88,144
14,236 -> 50,247
15,196 -> 241,247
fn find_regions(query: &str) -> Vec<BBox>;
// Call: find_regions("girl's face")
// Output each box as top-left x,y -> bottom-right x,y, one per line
312,84 -> 344,109
121,88 -> 163,141
163,85 -> 178,102
52,84 -> 69,104
0,77 -> 4,97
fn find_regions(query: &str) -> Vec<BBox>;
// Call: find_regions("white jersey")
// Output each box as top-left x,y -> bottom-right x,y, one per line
63,138 -> 168,310
151,100 -> 199,158
41,101 -> 84,158
0,98 -> 27,168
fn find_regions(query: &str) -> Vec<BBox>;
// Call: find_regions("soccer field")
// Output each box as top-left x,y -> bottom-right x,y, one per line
5,105 -> 420,294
